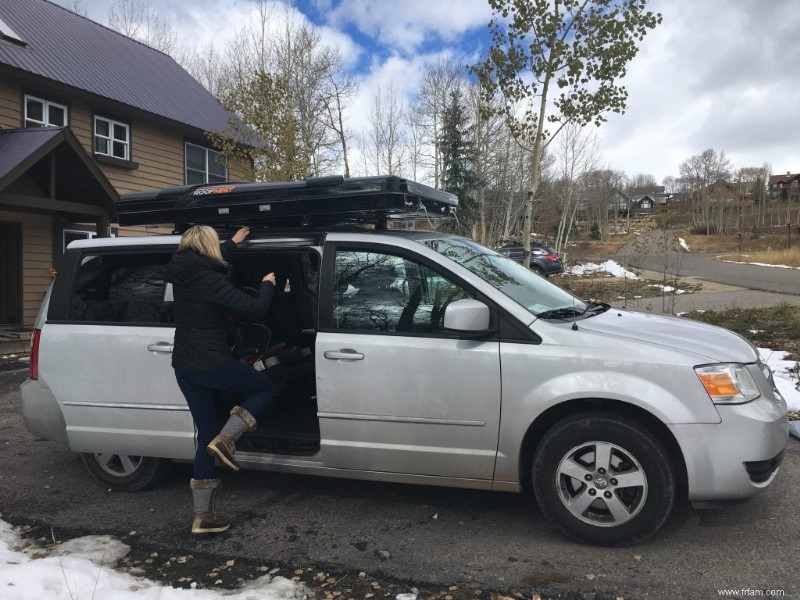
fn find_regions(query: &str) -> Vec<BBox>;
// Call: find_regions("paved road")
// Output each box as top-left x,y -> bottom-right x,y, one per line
613,230 -> 800,294
2,368 -> 798,600
608,231 -> 800,313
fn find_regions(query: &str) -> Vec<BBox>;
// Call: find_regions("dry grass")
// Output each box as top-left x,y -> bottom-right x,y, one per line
688,303 -> 800,359
568,235 -> 635,259
720,247 -> 800,267
555,272 -> 703,304
681,231 -> 792,253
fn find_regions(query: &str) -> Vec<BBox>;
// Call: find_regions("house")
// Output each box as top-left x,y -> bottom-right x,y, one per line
694,181 -> 750,206
608,189 -> 630,216
629,195 -> 655,215
0,0 -> 247,331
769,172 -> 800,200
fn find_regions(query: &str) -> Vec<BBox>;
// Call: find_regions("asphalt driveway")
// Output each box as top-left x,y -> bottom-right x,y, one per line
2,367 -> 798,600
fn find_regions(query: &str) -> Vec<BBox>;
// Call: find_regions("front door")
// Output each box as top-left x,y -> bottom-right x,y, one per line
315,245 -> 502,480
0,221 -> 22,326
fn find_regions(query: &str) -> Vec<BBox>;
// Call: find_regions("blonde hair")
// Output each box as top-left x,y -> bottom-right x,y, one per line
179,225 -> 225,264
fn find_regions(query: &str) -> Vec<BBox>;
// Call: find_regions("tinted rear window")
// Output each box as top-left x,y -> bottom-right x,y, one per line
69,253 -> 174,324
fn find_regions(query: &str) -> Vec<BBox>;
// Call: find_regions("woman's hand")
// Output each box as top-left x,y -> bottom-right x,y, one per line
262,272 -> 276,285
231,226 -> 250,245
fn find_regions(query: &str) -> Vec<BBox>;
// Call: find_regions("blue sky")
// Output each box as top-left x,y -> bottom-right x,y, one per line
57,0 -> 800,182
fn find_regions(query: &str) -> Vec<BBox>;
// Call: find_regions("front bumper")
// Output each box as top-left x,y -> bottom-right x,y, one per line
669,395 -> 789,500
20,378 -> 68,445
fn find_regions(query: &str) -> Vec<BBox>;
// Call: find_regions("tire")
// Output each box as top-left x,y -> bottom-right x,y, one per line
81,453 -> 172,492
531,266 -> 544,277
532,413 -> 675,546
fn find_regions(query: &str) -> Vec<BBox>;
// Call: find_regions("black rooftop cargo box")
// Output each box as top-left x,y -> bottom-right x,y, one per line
117,175 -> 458,230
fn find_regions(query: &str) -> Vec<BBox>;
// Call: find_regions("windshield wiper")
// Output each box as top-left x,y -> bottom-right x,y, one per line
536,301 -> 609,321
535,306 -> 584,320
580,300 -> 610,318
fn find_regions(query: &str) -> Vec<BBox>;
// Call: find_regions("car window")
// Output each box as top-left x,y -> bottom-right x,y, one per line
69,252 -> 174,324
333,250 -> 471,333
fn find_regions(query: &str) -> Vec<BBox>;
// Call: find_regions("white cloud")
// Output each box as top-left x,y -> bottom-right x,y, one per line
599,0 -> 800,181
325,0 -> 490,51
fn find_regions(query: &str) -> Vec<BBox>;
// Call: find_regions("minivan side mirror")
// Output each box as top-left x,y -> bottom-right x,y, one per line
444,299 -> 491,333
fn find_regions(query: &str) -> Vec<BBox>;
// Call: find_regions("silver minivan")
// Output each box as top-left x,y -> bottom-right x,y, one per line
21,178 -> 789,546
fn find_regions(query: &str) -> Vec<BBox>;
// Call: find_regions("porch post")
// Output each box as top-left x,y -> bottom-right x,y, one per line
96,216 -> 111,238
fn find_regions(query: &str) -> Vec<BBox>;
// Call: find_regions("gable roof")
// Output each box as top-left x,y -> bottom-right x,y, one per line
0,127 -> 118,213
769,173 -> 800,186
0,0 -> 231,134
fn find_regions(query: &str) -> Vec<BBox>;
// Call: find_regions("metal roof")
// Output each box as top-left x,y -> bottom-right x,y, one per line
0,127 -> 62,185
0,0 -> 232,134
0,127 -> 118,210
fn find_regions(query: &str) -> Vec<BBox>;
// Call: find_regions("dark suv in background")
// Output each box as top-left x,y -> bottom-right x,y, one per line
496,241 -> 563,277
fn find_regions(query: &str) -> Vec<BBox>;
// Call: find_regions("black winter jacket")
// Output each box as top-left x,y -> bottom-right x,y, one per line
165,240 -> 274,372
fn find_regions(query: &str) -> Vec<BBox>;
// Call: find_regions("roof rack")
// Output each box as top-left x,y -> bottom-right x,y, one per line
117,175 -> 458,231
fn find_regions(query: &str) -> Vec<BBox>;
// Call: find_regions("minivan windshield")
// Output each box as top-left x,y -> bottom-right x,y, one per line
422,237 -> 591,319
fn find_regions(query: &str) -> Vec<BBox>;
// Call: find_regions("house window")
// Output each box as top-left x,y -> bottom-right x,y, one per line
185,142 -> 227,185
24,95 -> 67,127
94,116 -> 130,160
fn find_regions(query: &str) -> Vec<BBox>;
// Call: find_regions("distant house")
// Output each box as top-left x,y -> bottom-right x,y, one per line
691,181 -> 750,206
0,0 -> 248,329
769,172 -> 800,200
630,195 -> 655,215
608,189 -> 630,216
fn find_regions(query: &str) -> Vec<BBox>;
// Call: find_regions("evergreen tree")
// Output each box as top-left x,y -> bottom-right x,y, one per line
439,90 -> 482,237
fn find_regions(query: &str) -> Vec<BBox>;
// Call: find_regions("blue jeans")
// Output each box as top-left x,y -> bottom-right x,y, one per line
175,360 -> 276,479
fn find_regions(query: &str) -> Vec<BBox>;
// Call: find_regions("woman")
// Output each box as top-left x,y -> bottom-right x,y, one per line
166,224 -> 276,535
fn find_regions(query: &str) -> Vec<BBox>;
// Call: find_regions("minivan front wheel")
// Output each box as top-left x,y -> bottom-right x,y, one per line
81,453 -> 172,492
532,414 -> 675,546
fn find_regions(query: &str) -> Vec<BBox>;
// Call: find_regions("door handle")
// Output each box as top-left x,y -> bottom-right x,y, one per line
323,349 -> 364,361
147,342 -> 174,354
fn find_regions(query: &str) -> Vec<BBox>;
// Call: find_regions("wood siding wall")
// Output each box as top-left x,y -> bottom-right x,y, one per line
0,77 -> 249,194
0,210 -> 53,327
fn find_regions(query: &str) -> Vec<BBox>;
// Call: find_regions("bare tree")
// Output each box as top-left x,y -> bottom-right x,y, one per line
679,148 -> 732,233
186,42 -> 228,97
325,73 -> 357,178
410,59 -> 463,187
552,122 -> 600,254
106,0 -> 194,67
67,0 -> 88,16
366,83 -> 407,176
268,10 -> 343,176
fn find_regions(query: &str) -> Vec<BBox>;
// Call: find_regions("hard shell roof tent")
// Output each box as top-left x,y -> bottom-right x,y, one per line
117,175 -> 458,232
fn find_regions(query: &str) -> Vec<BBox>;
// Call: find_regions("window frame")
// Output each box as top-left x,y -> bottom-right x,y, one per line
185,142 -> 228,185
319,241 -> 496,339
24,94 -> 68,128
93,115 -> 131,161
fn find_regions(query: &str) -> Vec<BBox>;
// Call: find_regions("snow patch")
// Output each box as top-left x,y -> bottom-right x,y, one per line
759,348 -> 800,411
0,522 -> 309,600
569,260 -> 639,279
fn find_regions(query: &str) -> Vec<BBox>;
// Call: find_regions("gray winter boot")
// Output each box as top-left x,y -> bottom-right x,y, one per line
206,406 -> 256,472
190,478 -> 229,534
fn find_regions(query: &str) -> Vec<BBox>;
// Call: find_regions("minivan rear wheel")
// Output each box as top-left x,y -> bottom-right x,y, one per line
532,413 -> 675,546
81,453 -> 172,492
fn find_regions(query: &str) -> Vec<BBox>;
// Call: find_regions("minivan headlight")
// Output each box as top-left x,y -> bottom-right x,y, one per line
695,364 -> 760,404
